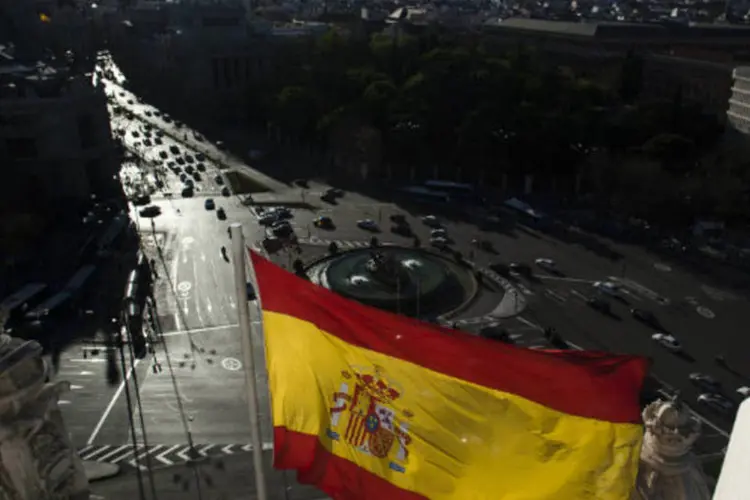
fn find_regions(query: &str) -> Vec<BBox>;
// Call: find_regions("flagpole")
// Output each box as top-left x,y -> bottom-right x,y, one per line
229,223 -> 268,500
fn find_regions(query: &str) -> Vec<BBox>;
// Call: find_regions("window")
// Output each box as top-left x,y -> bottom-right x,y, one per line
6,138 -> 37,159
78,114 -> 96,149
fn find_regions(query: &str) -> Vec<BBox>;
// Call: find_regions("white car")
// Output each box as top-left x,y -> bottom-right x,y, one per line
697,393 -> 734,415
593,281 -> 621,297
421,215 -> 441,227
430,237 -> 449,248
651,333 -> 681,352
357,219 -> 379,231
534,258 -> 555,270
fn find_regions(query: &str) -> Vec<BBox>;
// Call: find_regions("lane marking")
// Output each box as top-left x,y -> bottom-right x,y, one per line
86,359 -> 140,445
221,357 -> 242,371
68,358 -> 106,363
696,306 -> 715,319
159,323 -> 241,338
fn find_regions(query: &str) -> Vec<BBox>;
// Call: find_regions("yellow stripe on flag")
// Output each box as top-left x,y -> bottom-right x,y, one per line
264,311 -> 643,499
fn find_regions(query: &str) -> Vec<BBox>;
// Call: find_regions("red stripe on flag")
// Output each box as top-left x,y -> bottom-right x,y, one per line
274,426 -> 426,500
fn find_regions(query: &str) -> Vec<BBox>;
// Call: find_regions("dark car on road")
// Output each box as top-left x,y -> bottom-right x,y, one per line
689,373 -> 721,393
587,297 -> 611,314
489,262 -> 510,277
391,224 -> 412,237
631,308 -> 659,327
509,262 -> 532,277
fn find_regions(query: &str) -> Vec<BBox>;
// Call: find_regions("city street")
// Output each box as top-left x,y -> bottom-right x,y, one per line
59,55 -> 743,483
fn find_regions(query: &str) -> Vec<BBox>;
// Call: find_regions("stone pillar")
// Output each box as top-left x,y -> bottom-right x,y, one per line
0,334 -> 89,500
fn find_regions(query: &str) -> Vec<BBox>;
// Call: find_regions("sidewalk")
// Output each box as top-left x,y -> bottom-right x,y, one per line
90,451 -> 329,500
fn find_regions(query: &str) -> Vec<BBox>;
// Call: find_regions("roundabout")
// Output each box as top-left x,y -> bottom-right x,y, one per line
306,246 -> 478,319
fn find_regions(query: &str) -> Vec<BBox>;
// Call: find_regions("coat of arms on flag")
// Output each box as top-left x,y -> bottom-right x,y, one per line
328,365 -> 413,472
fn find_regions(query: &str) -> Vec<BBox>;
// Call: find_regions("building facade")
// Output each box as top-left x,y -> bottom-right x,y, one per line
0,46 -> 119,211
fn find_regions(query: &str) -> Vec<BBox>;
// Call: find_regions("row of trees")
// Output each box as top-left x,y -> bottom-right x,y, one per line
246,29 -> 745,226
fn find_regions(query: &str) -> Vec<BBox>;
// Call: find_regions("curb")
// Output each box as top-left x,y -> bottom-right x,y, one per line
474,267 -> 527,318
82,460 -> 121,482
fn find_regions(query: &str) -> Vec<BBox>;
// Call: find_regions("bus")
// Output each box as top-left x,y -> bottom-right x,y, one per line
399,186 -> 450,204
500,197 -> 549,228
0,283 -> 48,326
24,290 -> 73,323
423,180 -> 484,205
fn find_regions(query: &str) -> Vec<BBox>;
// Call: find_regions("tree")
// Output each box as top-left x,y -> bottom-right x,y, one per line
273,86 -> 319,141
641,134 -> 696,175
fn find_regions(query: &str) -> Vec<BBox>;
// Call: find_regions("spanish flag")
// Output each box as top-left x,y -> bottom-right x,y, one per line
250,251 -> 647,500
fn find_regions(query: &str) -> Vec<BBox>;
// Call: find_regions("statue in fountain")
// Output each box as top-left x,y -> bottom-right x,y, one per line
0,332 -> 89,499
632,395 -> 711,500
365,251 -> 410,289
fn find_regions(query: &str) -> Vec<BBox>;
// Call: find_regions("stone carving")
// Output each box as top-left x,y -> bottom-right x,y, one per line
0,334 -> 89,500
633,395 -> 711,500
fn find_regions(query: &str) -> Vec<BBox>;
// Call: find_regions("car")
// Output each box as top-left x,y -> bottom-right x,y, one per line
737,386 -> 750,399
214,175 -> 224,185
651,333 -> 681,352
430,236 -> 450,249
159,151 -> 168,159
587,297 -> 611,314
357,219 -> 379,232
631,308 -> 658,326
509,262 -> 532,276
391,224 -> 412,237
421,215 -> 441,227
259,214 -> 278,226
169,145 -> 180,155
272,223 -> 293,238
472,239 -> 493,251
204,199 -> 215,210
593,281 -> 621,297
320,192 -> 337,204
430,228 -> 448,238
216,207 -> 226,220
690,373 -> 721,392
489,262 -> 510,277
534,258 -> 555,270
390,214 -> 406,224
221,187 -> 230,197
697,393 -> 734,415
138,205 -> 161,217
314,216 -> 334,229
325,188 -> 344,198
197,163 -> 207,172
268,207 -> 292,219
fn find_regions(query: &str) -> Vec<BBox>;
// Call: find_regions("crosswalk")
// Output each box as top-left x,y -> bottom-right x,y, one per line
297,236 -> 371,249
78,443 -> 274,470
